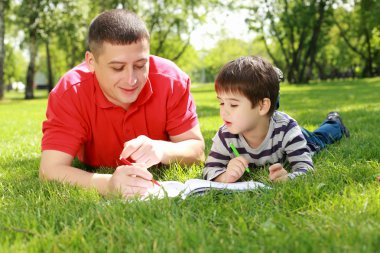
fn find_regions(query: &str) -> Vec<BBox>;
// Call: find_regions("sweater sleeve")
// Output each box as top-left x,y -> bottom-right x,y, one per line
203,129 -> 232,181
282,124 -> 314,179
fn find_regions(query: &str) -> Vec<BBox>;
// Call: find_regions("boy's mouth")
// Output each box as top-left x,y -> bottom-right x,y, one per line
224,120 -> 232,127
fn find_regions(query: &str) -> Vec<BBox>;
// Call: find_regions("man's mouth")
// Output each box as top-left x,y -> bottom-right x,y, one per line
120,86 -> 138,93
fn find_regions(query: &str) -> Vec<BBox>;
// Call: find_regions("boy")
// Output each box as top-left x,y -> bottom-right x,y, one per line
203,56 -> 349,183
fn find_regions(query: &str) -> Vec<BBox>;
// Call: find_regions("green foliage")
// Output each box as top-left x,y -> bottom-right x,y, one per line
1,78 -> 380,252
3,43 -> 26,86
333,1 -> 380,77
244,0 -> 380,82
200,38 -> 268,82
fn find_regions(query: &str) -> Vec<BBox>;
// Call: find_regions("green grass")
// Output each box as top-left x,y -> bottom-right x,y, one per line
1,78 -> 380,252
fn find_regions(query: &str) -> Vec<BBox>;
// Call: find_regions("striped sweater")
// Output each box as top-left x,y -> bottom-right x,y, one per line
203,111 -> 314,180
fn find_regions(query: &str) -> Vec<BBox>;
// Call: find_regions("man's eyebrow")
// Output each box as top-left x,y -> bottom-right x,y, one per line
108,58 -> 148,65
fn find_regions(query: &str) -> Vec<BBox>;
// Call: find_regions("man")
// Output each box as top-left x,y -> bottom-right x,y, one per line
40,9 -> 205,198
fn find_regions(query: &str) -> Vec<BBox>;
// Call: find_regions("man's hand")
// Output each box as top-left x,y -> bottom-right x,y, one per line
120,135 -> 164,167
214,157 -> 248,183
269,163 -> 289,182
108,163 -> 154,198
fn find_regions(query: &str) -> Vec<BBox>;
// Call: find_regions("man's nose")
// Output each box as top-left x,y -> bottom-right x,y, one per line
122,69 -> 137,86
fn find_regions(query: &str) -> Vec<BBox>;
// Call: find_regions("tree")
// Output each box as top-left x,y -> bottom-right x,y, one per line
0,0 -> 9,100
89,0 -> 219,62
3,44 -> 27,88
245,0 -> 335,84
201,38 -> 266,82
15,0 -> 44,99
334,0 -> 380,77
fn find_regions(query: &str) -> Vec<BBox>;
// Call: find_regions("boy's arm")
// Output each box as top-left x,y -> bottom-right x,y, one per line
39,150 -> 154,197
283,126 -> 314,180
203,130 -> 231,181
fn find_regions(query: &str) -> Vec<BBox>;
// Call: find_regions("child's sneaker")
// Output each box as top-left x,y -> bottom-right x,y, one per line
326,112 -> 350,137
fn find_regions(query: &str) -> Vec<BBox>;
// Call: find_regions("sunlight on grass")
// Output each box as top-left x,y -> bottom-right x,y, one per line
1,78 -> 380,252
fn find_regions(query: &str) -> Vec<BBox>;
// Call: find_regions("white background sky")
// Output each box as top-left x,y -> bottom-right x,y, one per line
190,8 -> 255,50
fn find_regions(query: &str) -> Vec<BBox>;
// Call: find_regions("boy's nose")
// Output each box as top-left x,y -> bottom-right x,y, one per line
220,108 -> 229,117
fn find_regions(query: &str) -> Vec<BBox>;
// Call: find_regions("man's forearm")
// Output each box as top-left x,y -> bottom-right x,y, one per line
39,164 -> 112,195
160,139 -> 205,165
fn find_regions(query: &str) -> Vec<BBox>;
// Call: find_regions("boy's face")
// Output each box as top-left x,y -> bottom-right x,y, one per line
217,92 -> 263,135
86,39 -> 150,109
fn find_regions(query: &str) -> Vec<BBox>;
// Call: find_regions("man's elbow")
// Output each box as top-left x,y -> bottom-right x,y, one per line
193,140 -> 206,163
39,165 -> 49,181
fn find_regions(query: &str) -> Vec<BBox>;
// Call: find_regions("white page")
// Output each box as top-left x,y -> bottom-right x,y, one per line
183,179 -> 269,197
144,179 -> 269,200
144,181 -> 186,199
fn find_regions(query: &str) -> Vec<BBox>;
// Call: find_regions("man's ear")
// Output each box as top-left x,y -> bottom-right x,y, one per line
85,51 -> 95,72
259,98 -> 271,115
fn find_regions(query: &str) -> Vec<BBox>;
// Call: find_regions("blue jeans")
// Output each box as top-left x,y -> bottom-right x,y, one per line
301,120 -> 344,153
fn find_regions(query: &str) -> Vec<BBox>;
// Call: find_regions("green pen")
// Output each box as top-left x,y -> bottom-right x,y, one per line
229,143 -> 250,173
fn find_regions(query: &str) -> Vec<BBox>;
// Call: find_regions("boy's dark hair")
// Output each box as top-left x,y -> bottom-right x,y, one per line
215,56 -> 280,116
88,9 -> 150,58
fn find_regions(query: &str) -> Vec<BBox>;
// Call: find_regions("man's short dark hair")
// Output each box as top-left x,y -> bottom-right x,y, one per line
215,56 -> 280,116
88,9 -> 150,57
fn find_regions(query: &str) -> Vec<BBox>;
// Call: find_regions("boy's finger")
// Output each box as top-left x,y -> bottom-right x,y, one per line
236,156 -> 249,167
269,169 -> 287,180
269,163 -> 282,173
272,174 -> 289,182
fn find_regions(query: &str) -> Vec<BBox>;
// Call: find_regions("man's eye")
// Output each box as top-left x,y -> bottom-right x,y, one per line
112,67 -> 123,71
134,65 -> 145,69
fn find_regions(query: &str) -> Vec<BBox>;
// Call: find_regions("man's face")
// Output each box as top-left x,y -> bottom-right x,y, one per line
86,40 -> 150,109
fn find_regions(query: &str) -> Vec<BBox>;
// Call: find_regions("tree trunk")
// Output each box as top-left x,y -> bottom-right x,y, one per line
299,1 -> 326,83
0,0 -> 5,100
46,40 -> 53,92
25,30 -> 37,100
364,27 -> 374,77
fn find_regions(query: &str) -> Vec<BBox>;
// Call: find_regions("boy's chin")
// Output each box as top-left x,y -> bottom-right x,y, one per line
226,126 -> 240,135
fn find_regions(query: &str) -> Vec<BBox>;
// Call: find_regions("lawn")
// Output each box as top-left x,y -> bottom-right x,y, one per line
1,78 -> 380,252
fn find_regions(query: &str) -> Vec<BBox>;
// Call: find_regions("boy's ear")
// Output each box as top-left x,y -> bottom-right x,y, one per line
259,98 -> 271,115
85,51 -> 95,72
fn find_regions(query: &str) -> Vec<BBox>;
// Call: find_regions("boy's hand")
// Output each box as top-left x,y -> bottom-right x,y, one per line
108,164 -> 154,198
269,163 -> 289,182
215,157 -> 248,183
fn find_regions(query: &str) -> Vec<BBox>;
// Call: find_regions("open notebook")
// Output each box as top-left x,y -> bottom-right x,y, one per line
143,179 -> 269,199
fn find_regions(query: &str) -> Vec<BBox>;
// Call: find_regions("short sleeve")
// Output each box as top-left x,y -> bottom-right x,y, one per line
41,90 -> 88,157
166,77 -> 198,136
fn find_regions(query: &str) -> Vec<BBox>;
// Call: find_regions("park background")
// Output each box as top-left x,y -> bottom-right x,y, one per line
0,0 -> 380,252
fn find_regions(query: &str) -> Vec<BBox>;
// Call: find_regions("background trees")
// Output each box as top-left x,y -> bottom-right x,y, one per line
0,0 -> 378,100
245,0 -> 379,83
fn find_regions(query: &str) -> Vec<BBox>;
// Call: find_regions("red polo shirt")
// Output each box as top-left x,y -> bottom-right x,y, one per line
42,55 -> 198,168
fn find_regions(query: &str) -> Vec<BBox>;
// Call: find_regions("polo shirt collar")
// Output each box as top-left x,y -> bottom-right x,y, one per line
94,74 -> 153,110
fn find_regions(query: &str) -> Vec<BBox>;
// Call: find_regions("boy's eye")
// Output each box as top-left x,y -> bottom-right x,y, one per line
231,104 -> 238,108
219,102 -> 224,106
